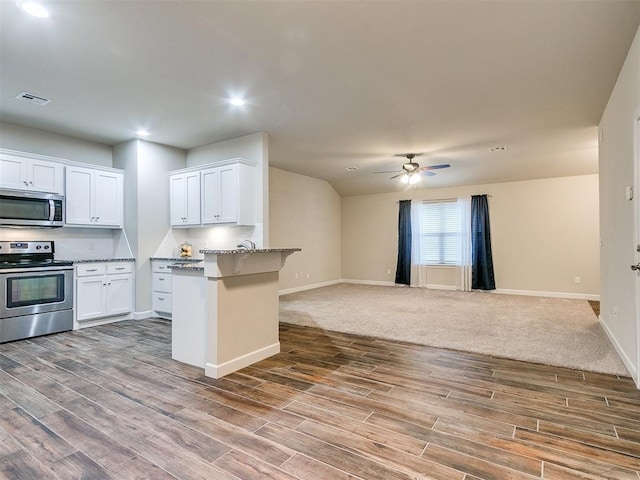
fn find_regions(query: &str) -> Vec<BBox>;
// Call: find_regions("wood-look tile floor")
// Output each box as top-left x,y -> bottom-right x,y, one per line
1,319 -> 639,480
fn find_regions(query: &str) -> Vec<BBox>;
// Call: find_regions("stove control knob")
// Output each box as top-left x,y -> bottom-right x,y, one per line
44,245 -> 50,250
36,245 -> 42,250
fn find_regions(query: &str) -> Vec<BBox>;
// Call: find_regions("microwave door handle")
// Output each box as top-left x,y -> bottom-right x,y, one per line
48,200 -> 55,221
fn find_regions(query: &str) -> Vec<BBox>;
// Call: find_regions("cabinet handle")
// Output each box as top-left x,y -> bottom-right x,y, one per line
158,277 -> 165,280
23,180 -> 29,186
158,297 -> 165,300
86,268 -> 98,272
115,267 -> 126,270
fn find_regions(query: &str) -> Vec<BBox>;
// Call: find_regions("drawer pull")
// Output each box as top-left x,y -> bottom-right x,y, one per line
158,277 -> 165,281
115,267 -> 126,270
158,297 -> 165,301
85,268 -> 98,272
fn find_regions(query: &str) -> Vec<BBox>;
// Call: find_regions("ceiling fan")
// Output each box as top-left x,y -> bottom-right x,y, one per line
374,153 -> 450,184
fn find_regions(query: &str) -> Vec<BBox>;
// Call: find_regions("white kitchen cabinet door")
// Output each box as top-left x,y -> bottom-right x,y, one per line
93,170 -> 123,226
76,277 -> 106,321
105,274 -> 133,316
65,166 -> 123,227
65,166 -> 94,224
201,167 -> 222,224
201,162 -> 253,225
218,164 -> 239,223
0,153 -> 63,194
170,172 -> 200,227
27,159 -> 64,194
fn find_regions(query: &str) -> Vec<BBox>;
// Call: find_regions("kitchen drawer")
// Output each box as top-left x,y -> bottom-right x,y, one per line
107,262 -> 132,275
76,263 -> 106,277
152,261 -> 175,273
152,272 -> 172,293
152,293 -> 172,314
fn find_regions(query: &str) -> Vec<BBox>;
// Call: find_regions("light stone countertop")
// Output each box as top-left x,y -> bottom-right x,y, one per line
150,257 -> 202,262
63,258 -> 135,263
169,262 -> 204,271
199,248 -> 301,254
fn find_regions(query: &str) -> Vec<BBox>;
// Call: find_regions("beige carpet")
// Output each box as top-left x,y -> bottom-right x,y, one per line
279,283 -> 629,376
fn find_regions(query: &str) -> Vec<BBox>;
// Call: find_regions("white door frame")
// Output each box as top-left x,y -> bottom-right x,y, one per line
635,112 -> 640,388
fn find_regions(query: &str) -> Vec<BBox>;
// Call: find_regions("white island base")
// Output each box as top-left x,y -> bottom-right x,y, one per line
171,248 -> 299,378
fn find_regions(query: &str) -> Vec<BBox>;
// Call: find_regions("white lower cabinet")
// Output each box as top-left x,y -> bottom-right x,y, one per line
75,262 -> 134,323
151,260 -> 176,318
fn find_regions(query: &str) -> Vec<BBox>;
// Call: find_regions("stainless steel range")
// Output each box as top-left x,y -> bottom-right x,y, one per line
0,241 -> 73,343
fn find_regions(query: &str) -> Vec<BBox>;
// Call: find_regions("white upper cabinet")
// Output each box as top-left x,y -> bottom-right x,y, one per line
201,160 -> 255,225
0,151 -> 64,194
170,158 -> 256,228
66,165 -> 123,228
170,171 -> 201,227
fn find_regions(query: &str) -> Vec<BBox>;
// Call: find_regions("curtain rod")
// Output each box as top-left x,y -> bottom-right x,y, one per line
396,195 -> 492,204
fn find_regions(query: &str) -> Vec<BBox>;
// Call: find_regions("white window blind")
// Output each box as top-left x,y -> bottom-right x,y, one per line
419,200 -> 462,265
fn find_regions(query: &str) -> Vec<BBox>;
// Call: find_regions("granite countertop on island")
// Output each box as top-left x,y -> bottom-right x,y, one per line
199,248 -> 302,254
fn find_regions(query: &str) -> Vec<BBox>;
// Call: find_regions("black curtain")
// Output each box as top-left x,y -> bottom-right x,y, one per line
395,200 -> 412,285
471,194 -> 496,290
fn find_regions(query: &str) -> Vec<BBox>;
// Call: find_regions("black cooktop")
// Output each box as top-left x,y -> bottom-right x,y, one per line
0,259 -> 73,270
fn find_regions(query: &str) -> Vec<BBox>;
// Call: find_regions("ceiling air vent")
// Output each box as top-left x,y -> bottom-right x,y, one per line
15,91 -> 51,106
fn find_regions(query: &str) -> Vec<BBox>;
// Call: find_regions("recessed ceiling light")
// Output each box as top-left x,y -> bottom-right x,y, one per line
345,166 -> 359,172
18,1 -> 50,18
135,129 -> 150,137
228,97 -> 246,106
489,146 -> 508,152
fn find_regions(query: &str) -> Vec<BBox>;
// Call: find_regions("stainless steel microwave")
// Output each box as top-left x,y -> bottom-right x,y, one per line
0,189 -> 64,227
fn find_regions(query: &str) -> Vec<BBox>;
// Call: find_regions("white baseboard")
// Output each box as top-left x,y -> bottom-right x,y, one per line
134,310 -> 153,320
493,288 -> 600,301
425,283 -> 458,291
281,280 -> 599,300
599,316 -> 637,382
205,342 -> 280,379
279,279 -> 343,295
341,279 -> 399,287
73,313 -> 133,330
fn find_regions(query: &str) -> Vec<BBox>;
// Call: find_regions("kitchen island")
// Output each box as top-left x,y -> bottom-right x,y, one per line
170,248 -> 300,378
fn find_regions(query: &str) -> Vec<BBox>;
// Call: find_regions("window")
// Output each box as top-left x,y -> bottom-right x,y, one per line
418,200 -> 462,265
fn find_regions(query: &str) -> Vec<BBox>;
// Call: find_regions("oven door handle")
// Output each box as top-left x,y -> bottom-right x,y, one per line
48,199 -> 55,221
0,266 -> 74,274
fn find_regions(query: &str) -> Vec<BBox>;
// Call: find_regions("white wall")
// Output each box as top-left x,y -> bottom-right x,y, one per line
187,132 -> 269,245
269,167 -> 342,293
599,26 -> 640,383
114,139 -> 186,313
0,122 -> 112,166
342,174 -> 600,299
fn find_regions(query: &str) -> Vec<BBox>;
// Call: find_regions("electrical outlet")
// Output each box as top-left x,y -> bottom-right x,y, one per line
306,273 -> 310,279
294,272 -> 298,279
574,276 -> 581,284
387,269 -> 391,275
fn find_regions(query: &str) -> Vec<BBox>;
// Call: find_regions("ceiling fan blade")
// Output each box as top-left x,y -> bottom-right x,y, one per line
420,171 -> 436,177
422,163 -> 451,170
373,170 -> 401,174
390,173 -> 405,179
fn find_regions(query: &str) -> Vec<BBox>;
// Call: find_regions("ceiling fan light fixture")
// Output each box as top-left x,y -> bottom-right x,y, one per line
399,173 -> 421,185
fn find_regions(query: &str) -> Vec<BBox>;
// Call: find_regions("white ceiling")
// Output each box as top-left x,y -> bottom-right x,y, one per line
1,1 -> 639,196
